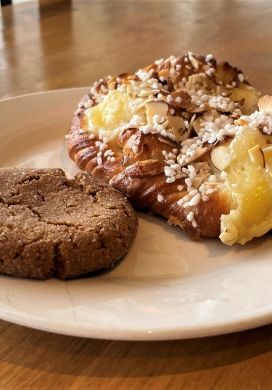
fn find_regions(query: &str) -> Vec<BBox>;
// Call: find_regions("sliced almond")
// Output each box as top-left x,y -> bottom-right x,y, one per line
142,64 -> 155,73
193,111 -> 221,135
258,95 -> 272,115
145,101 -> 168,125
167,115 -> 184,130
179,114 -> 196,141
137,89 -> 160,98
213,62 -> 239,86
166,115 -> 185,143
229,84 -> 260,115
193,116 -> 202,135
262,145 -> 272,161
170,90 -> 192,109
178,146 -> 208,167
262,145 -> 272,170
134,100 -> 149,113
188,52 -> 199,70
158,137 -> 177,147
186,146 -> 208,164
248,145 -> 265,167
210,143 -> 231,171
158,69 -> 169,79
193,176 -> 203,189
235,118 -> 249,126
189,114 -> 197,131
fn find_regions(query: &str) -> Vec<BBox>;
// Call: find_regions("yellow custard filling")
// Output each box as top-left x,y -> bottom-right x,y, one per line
220,127 -> 272,245
85,90 -> 141,138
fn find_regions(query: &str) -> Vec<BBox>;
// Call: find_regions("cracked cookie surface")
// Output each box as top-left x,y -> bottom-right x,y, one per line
0,168 -> 138,279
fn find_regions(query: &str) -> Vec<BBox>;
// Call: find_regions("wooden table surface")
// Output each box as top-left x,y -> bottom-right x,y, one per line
1,0 -> 272,388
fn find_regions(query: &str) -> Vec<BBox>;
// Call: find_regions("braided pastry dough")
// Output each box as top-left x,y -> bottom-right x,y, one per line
67,53 -> 272,245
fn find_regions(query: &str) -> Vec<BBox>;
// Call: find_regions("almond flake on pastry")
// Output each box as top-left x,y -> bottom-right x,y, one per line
67,53 -> 272,245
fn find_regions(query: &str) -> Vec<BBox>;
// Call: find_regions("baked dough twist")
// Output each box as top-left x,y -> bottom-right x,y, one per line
67,53 -> 272,244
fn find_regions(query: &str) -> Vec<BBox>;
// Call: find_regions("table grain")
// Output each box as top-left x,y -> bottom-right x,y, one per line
1,0 -> 272,388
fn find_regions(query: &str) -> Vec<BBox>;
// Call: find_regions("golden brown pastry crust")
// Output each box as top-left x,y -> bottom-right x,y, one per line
69,116 -> 230,237
67,53 -> 259,239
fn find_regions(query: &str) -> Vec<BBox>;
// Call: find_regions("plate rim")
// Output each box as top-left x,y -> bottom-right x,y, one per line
1,297 -> 272,340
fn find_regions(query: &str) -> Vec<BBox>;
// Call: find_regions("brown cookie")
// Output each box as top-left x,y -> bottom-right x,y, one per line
0,168 -> 138,279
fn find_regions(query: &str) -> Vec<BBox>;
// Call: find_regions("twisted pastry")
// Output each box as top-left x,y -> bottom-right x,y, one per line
67,53 -> 272,244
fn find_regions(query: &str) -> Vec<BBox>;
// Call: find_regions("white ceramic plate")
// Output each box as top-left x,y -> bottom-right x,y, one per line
0,88 -> 272,341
